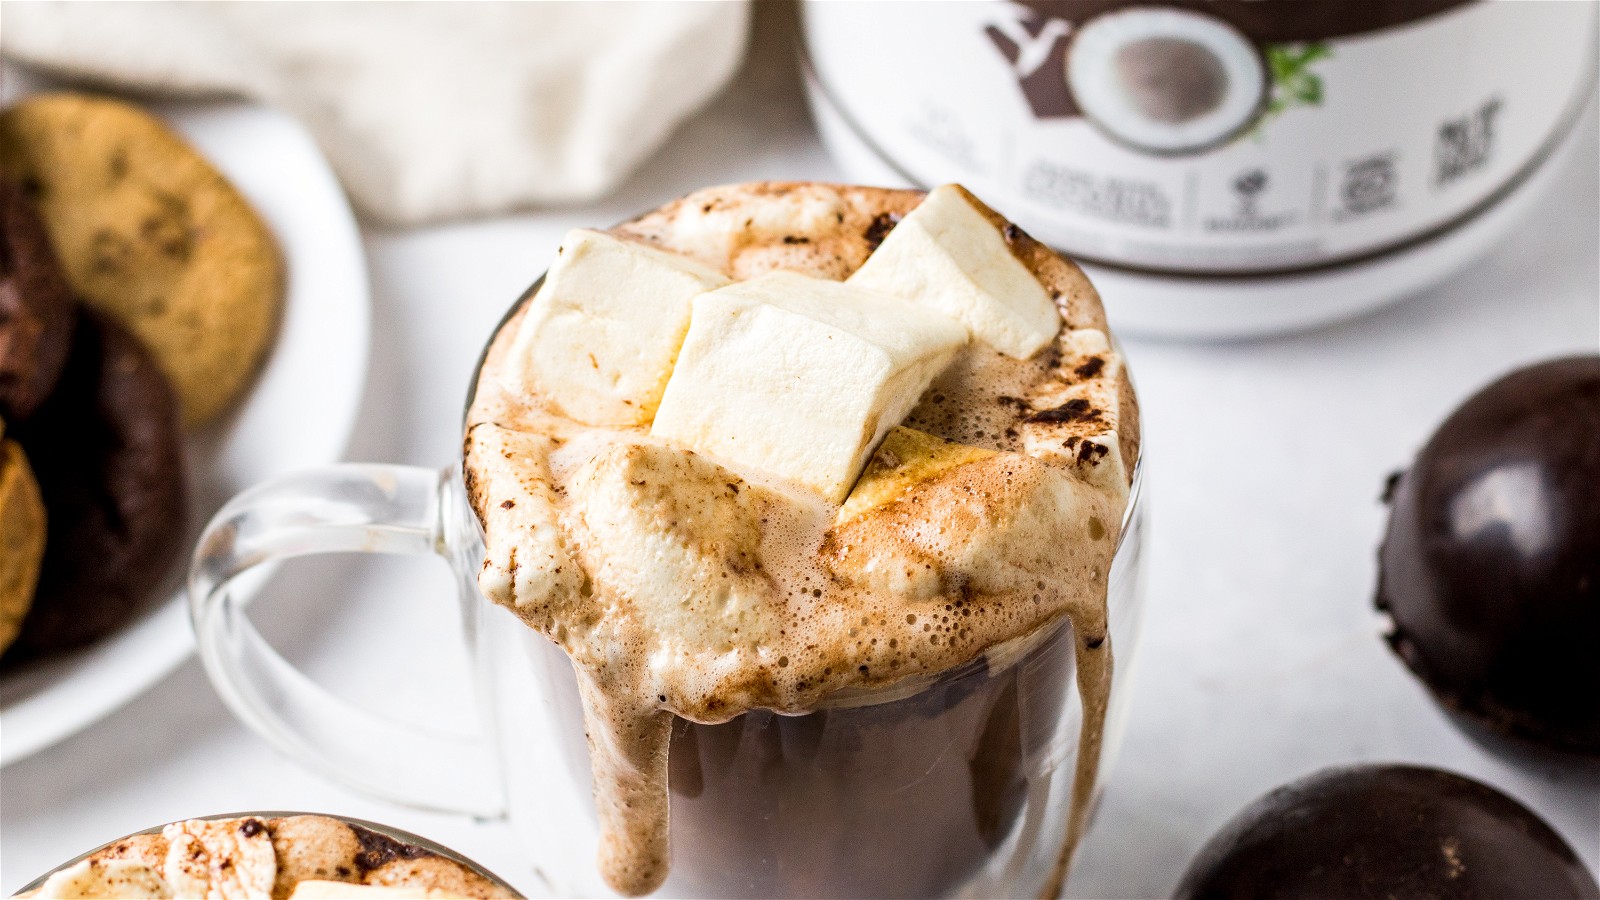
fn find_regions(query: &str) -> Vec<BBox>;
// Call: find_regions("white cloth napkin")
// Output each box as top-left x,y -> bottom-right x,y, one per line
0,1 -> 750,224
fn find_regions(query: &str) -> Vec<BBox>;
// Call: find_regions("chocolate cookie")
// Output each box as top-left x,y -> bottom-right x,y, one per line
6,308 -> 186,660
0,436 -> 46,656
0,175 -> 76,423
0,93 -> 283,427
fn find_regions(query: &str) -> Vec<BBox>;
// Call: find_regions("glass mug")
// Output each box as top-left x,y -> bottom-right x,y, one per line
190,278 -> 1150,899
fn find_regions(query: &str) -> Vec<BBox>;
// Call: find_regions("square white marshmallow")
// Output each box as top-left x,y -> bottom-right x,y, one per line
651,271 -> 967,502
508,229 -> 729,425
848,184 -> 1059,359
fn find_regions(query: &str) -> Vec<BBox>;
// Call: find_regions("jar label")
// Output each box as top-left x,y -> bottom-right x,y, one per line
804,1 -> 1596,275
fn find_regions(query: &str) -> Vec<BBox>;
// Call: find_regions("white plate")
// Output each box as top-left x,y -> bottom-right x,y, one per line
0,98 -> 370,765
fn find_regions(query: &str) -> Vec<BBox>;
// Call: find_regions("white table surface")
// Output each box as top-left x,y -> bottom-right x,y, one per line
4,9 -> 1598,898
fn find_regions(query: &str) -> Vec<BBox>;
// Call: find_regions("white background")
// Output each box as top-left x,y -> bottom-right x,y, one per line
3,7 -> 1597,898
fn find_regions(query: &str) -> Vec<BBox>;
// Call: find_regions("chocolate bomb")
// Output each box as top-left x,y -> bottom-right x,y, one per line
1376,356 -> 1600,758
1174,764 -> 1600,900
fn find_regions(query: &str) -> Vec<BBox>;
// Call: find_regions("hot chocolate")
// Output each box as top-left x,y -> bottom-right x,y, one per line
464,182 -> 1138,896
16,814 -> 516,899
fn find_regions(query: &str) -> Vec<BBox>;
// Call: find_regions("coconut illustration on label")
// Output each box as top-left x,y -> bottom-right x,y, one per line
802,1 -> 1598,338
991,6 -> 1270,155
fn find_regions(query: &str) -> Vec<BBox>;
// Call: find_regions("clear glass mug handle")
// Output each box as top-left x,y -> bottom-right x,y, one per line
188,463 -> 505,818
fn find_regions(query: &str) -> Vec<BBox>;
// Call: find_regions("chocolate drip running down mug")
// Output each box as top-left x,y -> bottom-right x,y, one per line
191,251 -> 1149,897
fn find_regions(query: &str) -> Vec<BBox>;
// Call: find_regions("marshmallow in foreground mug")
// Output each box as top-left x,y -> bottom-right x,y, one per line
0,2 -> 750,224
802,0 -> 1597,338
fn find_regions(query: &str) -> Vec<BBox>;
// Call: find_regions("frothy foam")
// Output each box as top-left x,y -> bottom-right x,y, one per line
23,815 -> 510,899
465,182 -> 1138,896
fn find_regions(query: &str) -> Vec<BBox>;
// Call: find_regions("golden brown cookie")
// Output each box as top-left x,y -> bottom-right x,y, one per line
0,92 -> 283,427
0,435 -> 46,656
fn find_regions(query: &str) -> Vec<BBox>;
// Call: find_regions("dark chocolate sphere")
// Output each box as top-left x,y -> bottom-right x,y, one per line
1174,764 -> 1600,900
1377,356 -> 1600,758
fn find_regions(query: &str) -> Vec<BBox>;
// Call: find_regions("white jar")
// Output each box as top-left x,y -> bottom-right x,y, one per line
801,1 -> 1597,339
